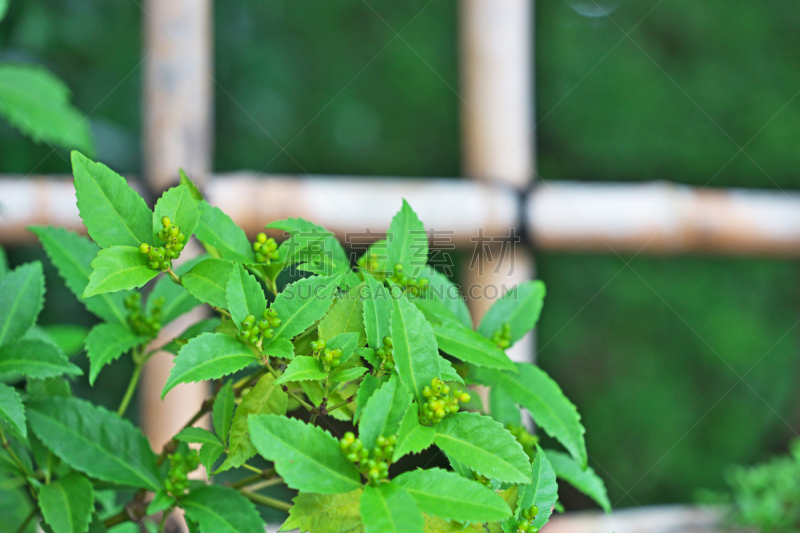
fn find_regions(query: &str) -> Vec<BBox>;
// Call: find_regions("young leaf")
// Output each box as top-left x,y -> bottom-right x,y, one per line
162,333 -> 256,398
280,489 -> 363,533
330,366 -> 368,384
181,258 -> 234,309
433,321 -> 516,371
545,449 -> 611,513
226,263 -> 267,330
83,246 -> 159,297
39,472 -> 94,533
266,218 -> 351,280
266,274 -> 341,345
194,201 -> 254,263
327,332 -> 360,363
180,169 -> 204,200
0,340 -> 82,379
0,262 -> 44,347
362,273 -> 392,351
516,446 -> 558,527
275,356 -> 327,384
394,468 -> 511,523
433,412 -> 531,484
319,288 -> 366,347
175,427 -> 221,447
248,414 -> 361,494
85,322 -> 143,385
72,152 -> 152,248
354,373 -> 381,423
392,403 -> 435,462
385,200 -> 428,278
28,397 -> 161,490
213,381 -> 235,442
146,255 -> 204,324
472,363 -> 587,468
423,268 -> 472,328
262,337 -> 295,360
360,482 -> 424,533
0,383 -> 25,437
30,226 -> 128,324
153,183 -> 200,241
199,441 -> 224,475
477,281 -> 546,346
146,489 -> 176,516
181,486 -> 265,533
218,373 -> 287,472
359,374 -> 412,450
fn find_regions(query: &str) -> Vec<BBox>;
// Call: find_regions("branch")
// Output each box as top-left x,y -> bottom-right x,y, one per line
240,490 -> 292,513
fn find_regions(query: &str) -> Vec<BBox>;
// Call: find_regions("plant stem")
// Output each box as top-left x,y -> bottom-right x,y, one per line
157,509 -> 170,533
15,508 -> 37,533
166,268 -> 182,285
243,477 -> 283,492
263,360 -> 314,412
326,395 -> 356,414
265,276 -> 278,296
213,307 -> 232,318
117,363 -> 143,417
241,463 -> 262,474
103,510 -> 130,528
240,490 -> 292,513
229,468 -> 276,489
0,427 -> 30,478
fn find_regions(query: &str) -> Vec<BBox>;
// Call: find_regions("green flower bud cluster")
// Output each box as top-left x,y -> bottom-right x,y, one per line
164,450 -> 200,496
507,424 -> 539,461
339,431 -> 397,486
310,337 -> 344,371
357,251 -> 384,274
389,263 -> 429,296
124,292 -> 163,337
491,323 -> 512,349
236,308 -> 281,348
253,232 -> 279,264
375,336 -> 395,373
516,505 -> 540,532
419,377 -> 470,426
139,216 -> 186,271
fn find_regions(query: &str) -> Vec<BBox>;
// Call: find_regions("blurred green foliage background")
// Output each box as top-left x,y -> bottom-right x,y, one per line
1,0 -> 798,512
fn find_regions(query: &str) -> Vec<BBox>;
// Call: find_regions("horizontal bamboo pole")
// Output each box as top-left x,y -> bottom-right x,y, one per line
544,505 -> 724,533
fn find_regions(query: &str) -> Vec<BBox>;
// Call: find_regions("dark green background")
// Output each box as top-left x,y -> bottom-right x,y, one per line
1,0 -> 798,511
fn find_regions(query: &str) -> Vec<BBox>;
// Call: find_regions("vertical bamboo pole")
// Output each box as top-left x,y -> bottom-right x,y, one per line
140,0 -> 213,451
460,0 -> 536,367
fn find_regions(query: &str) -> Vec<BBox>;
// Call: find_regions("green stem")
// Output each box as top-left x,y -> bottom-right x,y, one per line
117,363 -> 143,417
15,508 -> 37,533
244,477 -> 283,492
157,509 -> 170,533
241,463 -> 262,474
326,394 -> 356,414
265,276 -> 278,297
166,268 -> 182,285
229,468 -> 276,489
0,427 -> 30,478
240,490 -> 292,512
103,510 -> 130,528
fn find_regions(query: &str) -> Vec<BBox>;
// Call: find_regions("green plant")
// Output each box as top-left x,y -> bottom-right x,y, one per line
0,152 -> 610,532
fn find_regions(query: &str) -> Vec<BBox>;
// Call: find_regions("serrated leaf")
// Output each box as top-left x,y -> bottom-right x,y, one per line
331,366 -> 368,384
262,337 -> 295,360
248,414 -> 361,494
319,288 -> 366,347
85,322 -> 143,385
217,373 -> 287,472
545,449 -> 610,513
180,169 -> 204,200
30,226 -> 128,325
28,397 -> 161,490
39,472 -> 94,533
0,66 -> 93,154
194,201 -> 254,263
181,485 -> 265,533
153,183 -> 200,242
162,333 -> 256,398
359,374 -> 412,450
0,383 -> 25,437
472,363 -> 587,468
265,274 -> 341,345
356,347 -> 379,368
146,489 -> 175,516
226,264 -> 266,329
385,200 -> 428,278
199,442 -> 223,475
362,274 -> 392,351
175,427 -> 220,446
439,359 -> 464,385
275,356 -> 326,384
181,258 -> 234,309
83,246 -> 158,297
394,468 -> 511,523
433,412 -> 531,484
360,482 -> 424,533
213,381 -> 235,442
433,321 -> 516,371
280,490 -> 362,533
266,218 -> 350,278
516,446 -> 558,527
72,152 -> 152,248
146,256 -> 204,324
477,281 -> 546,347
354,373 -> 380,423
40,324 -> 88,358
161,317 -> 220,355
327,332 -> 360,364
489,387 -> 521,427
0,262 -> 44,347
0,340 -> 81,379
424,268 -> 472,328
393,403 -> 435,462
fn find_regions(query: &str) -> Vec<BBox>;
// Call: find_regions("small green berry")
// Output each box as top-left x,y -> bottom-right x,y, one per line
161,216 -> 171,227
257,232 -> 267,243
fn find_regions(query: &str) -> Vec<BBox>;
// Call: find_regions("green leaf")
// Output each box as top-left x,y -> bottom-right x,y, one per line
194,201 -> 254,263
327,332 -> 360,364
472,363 -> 587,468
362,274 -> 392,351
489,387 -> 521,427
218,373 -> 287,472
213,381 -> 235,442
161,317 -> 220,355
0,262 -> 44,347
0,383 -> 25,437
266,218 -> 351,279
0,245 -> 8,279
180,169 -> 204,200
199,442 -> 223,475
433,412 -> 531,484
30,226 -> 128,325
477,281 -> 546,346
330,366 -> 368,384
146,256 -> 204,324
392,403 -> 435,462
262,337 -> 295,360
162,333 -> 256,399
390,290 -> 444,403
83,246 -> 158,297
0,482 -> 36,533
516,446 -> 558,527
545,449 -> 610,513
394,467 -> 511,523
85,322 -> 143,385
359,374 -> 412,450
153,183 -> 200,241
72,152 -> 153,248
28,397 -> 161,490
360,482 -> 423,533
424,268 -> 472,328
280,490 -> 363,533
0,66 -> 93,154
226,263 -> 266,329
433,321 -> 516,371
181,258 -> 234,309
248,414 -> 361,494
0,0 -> 8,22
266,274 -> 341,345
39,472 -> 94,533
275,356 -> 326,384
41,325 -> 88,358
385,200 -> 428,278
354,373 -> 380,423
175,427 -> 220,446
181,486 -> 265,533
146,489 -> 175,516
0,340 -> 81,379
319,288 -> 366,347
